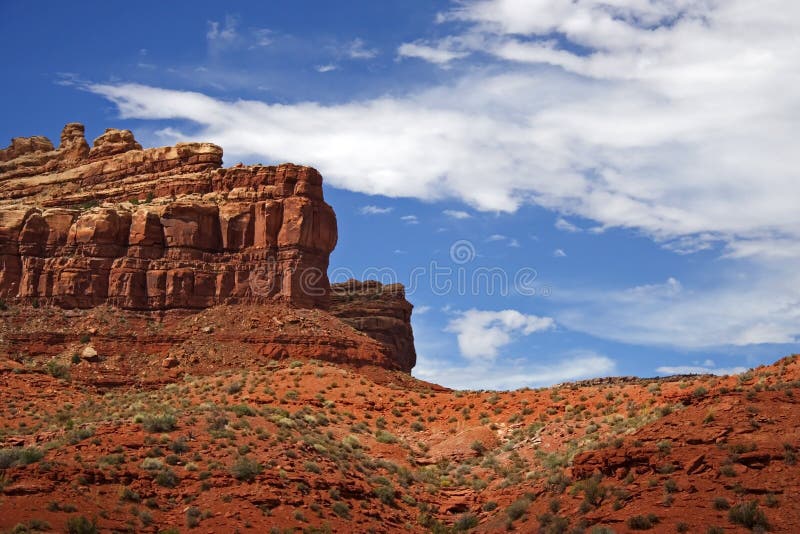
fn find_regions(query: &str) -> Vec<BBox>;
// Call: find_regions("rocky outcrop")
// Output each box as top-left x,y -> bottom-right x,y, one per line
0,123 -> 338,310
330,280 -> 416,372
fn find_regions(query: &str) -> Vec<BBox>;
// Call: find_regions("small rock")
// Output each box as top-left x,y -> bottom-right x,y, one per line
201,326 -> 214,333
162,356 -> 179,368
81,345 -> 99,362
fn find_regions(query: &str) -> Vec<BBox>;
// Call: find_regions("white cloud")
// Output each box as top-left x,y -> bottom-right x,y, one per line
445,308 -> 555,360
555,217 -> 580,233
252,29 -> 273,48
206,16 -> 239,43
414,350 -> 616,390
655,364 -> 749,376
401,215 -> 419,224
414,305 -> 432,315
487,234 -> 507,242
508,238 -> 520,248
553,248 -> 567,257
316,64 -> 338,73
86,0 -> 800,349
443,209 -> 471,219
346,38 -> 378,59
359,205 -> 393,215
398,40 -> 469,65
556,272 -> 800,348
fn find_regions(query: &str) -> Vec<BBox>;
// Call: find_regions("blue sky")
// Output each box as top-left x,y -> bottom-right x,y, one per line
3,0 -> 800,389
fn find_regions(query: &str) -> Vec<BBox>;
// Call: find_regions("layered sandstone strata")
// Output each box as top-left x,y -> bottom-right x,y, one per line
0,123 -> 337,309
330,279 -> 416,372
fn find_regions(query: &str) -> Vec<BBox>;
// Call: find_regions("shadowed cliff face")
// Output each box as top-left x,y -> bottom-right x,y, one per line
0,123 -> 417,373
329,279 -> 417,372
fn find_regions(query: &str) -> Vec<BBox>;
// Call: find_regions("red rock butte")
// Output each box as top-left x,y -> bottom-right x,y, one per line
0,123 -> 416,372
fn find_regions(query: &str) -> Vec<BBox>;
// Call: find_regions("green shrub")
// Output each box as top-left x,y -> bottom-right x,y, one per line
141,414 -> 177,433
230,404 -> 255,417
627,514 -> 659,530
712,497 -> 730,510
0,447 -> 43,469
66,516 -> 98,534
186,506 -> 202,528
230,456 -> 262,482
155,468 -> 179,488
119,486 -> 140,503
453,513 -> 479,531
506,498 -> 531,521
728,501 -> 769,530
45,360 -> 69,379
375,430 -> 399,444
331,501 -> 350,518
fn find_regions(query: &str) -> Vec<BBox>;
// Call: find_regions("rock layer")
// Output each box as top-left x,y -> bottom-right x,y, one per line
0,123 -> 337,309
330,280 -> 416,372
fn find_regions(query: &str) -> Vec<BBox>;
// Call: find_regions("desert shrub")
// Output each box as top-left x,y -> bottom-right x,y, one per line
713,497 -> 730,510
119,486 -> 140,503
719,465 -> 737,477
728,501 -> 769,530
482,501 -> 498,512
230,404 -> 255,417
304,461 -> 321,474
582,476 -> 607,506
66,516 -> 98,534
45,360 -> 69,379
230,456 -> 262,482
331,501 -> 350,518
627,514 -> 659,530
141,414 -> 177,433
66,427 -> 95,445
224,381 -> 242,394
186,506 -> 202,528
453,513 -> 479,531
506,497 -> 531,521
0,447 -> 43,469
373,483 -> 396,506
155,468 -> 179,488
375,430 -> 399,444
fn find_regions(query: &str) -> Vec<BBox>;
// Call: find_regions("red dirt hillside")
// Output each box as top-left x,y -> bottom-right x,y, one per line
1,125 -> 799,534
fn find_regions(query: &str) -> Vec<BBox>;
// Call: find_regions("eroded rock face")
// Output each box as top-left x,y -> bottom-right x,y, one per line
330,279 -> 416,373
0,123 -> 338,310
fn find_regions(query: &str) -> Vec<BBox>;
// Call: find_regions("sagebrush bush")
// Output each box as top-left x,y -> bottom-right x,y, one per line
230,456 -> 262,482
141,414 -> 177,433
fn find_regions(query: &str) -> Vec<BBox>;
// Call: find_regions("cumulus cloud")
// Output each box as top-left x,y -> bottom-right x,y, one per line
316,64 -> 338,73
359,205 -> 393,215
414,350 -> 616,390
553,248 -> 566,257
86,0 -> 800,348
445,308 -> 555,360
401,215 -> 420,224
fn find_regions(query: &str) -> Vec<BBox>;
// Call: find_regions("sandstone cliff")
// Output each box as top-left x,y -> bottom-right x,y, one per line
330,280 -> 417,372
0,123 -> 417,373
0,123 -> 337,310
